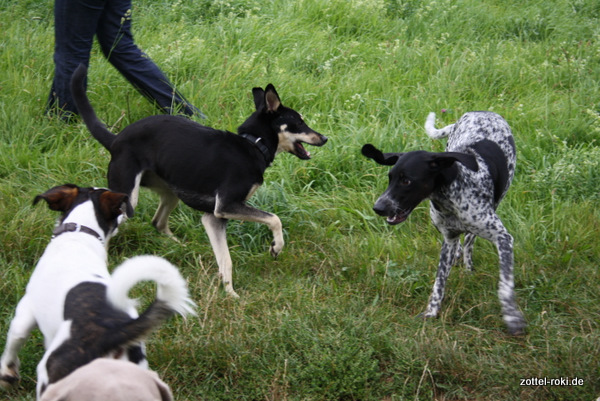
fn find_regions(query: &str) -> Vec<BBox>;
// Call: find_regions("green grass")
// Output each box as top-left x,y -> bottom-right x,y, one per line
1,0 -> 600,399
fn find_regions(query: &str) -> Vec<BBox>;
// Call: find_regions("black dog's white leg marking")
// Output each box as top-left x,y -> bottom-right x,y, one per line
214,197 -> 284,258
151,189 -> 180,239
0,299 -> 37,387
423,236 -> 460,318
201,213 -> 237,298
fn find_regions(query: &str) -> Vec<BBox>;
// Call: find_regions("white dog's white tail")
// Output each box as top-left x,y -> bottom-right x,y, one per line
424,112 -> 455,139
107,255 -> 196,318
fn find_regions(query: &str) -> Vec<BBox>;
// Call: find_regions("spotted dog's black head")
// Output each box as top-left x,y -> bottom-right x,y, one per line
33,184 -> 131,241
238,84 -> 328,161
362,144 -> 478,225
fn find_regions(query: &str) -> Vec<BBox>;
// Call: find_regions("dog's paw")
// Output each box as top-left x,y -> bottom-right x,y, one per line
416,312 -> 438,320
0,369 -> 20,391
269,240 -> 283,258
224,285 -> 240,299
505,316 -> 527,336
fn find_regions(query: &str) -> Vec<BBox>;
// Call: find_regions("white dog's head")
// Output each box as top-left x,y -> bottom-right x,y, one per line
34,184 -> 131,246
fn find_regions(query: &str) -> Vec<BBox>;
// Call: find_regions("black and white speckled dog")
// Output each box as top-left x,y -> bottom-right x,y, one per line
362,111 -> 526,335
0,184 -> 195,399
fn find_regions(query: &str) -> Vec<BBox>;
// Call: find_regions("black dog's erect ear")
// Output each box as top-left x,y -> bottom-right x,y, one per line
252,84 -> 281,113
428,152 -> 479,172
99,191 -> 132,221
361,144 -> 403,166
252,85 -> 281,113
33,184 -> 80,212
264,84 -> 281,113
252,87 -> 265,111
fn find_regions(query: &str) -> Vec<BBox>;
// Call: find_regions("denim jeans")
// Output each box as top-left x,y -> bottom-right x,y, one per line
48,0 -> 204,118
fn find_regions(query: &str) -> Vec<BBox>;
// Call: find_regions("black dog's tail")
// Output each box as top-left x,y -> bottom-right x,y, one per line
106,255 -> 197,346
70,64 -> 117,150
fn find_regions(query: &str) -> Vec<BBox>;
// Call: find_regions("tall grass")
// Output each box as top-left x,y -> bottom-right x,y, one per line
1,0 -> 599,400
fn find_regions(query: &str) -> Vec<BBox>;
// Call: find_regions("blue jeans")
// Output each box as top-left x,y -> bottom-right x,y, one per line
48,0 -> 204,118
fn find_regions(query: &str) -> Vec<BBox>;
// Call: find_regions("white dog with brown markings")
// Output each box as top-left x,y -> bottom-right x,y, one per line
0,184 -> 195,399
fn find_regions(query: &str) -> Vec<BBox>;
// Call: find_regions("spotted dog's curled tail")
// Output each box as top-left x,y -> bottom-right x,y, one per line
108,255 -> 196,321
425,112 -> 456,140
70,64 -> 118,150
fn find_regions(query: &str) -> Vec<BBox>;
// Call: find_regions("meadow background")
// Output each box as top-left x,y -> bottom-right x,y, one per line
1,0 -> 599,399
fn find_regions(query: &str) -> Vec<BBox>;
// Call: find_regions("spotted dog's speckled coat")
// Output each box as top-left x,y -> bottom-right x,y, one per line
362,112 -> 526,335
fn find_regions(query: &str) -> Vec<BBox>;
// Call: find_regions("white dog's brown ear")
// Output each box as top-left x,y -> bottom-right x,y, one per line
33,184 -> 80,212
99,191 -> 131,221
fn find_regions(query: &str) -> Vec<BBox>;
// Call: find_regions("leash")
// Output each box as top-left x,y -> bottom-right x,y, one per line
52,222 -> 104,244
239,133 -> 273,166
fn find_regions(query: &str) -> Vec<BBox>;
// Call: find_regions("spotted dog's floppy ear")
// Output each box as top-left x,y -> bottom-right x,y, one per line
361,144 -> 403,166
33,184 -> 80,212
428,152 -> 479,172
98,191 -> 131,221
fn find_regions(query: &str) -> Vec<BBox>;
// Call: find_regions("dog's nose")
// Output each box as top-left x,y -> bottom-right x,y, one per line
373,205 -> 386,216
373,195 -> 393,216
373,202 -> 388,217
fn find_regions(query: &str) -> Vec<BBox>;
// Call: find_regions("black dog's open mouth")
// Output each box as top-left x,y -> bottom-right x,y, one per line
294,142 -> 311,159
386,208 -> 413,225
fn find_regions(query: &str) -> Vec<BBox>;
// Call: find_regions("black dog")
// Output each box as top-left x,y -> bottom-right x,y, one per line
362,111 -> 526,335
71,65 -> 327,297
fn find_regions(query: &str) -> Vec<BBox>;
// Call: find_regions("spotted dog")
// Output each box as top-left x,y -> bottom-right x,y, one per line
362,112 -> 526,335
0,185 -> 195,399
70,64 -> 328,298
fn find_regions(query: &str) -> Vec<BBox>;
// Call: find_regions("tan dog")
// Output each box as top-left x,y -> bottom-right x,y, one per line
40,359 -> 172,401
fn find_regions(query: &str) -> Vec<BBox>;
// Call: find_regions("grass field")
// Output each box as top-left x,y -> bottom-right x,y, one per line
1,0 -> 600,399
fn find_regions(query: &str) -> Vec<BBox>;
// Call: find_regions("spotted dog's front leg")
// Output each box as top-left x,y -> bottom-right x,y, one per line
423,237 -> 460,318
495,231 -> 527,335
462,233 -> 476,272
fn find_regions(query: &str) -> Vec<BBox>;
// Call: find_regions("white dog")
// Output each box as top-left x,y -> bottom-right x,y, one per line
0,184 -> 195,399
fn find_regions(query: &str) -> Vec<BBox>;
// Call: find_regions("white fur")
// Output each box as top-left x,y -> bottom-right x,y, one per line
0,198 -> 195,400
107,255 -> 196,317
424,112 -> 454,139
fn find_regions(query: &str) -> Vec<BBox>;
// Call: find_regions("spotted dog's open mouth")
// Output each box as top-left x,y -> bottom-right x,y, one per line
386,208 -> 413,225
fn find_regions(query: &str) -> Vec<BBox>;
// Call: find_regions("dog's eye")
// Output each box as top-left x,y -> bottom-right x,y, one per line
400,178 -> 411,186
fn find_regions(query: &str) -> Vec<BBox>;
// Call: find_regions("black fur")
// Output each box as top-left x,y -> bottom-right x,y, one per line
363,111 -> 526,335
70,64 -> 327,296
44,282 -> 173,385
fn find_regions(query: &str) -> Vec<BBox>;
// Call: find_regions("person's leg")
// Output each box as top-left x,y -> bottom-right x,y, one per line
48,0 -> 104,119
97,0 -> 205,117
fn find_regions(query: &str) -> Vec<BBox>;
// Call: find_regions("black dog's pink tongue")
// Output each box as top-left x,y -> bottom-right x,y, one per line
295,142 -> 311,159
